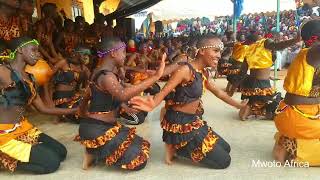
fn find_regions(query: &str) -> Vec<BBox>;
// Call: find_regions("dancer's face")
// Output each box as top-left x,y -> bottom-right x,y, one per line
111,42 -> 126,67
140,44 -> 148,54
198,38 -> 222,69
21,44 -> 41,66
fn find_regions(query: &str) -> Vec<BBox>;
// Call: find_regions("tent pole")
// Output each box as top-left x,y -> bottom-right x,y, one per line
274,0 -> 280,89
233,1 -> 237,33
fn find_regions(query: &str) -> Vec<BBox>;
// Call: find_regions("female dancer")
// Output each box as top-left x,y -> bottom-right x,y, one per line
0,37 -> 76,174
273,20 -> 320,166
225,34 -> 247,96
130,35 -> 247,169
239,32 -> 300,120
76,37 -> 165,170
52,45 -> 90,122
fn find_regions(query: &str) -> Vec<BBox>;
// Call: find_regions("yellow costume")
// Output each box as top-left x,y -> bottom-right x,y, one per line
240,39 -> 277,117
274,48 -> 320,166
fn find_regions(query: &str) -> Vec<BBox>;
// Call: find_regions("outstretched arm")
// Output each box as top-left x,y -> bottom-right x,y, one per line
32,94 -> 77,115
205,79 -> 248,109
98,54 -> 166,102
264,33 -> 301,51
129,65 -> 190,112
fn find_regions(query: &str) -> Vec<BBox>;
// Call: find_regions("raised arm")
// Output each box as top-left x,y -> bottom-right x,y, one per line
264,36 -> 301,51
98,54 -> 166,102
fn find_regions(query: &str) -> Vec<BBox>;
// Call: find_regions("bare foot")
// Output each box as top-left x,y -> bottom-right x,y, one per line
82,149 -> 95,170
165,144 -> 176,165
272,141 -> 287,164
239,105 -> 251,121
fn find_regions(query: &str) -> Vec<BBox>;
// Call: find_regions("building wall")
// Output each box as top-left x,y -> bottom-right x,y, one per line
35,0 -> 94,24
80,0 -> 94,24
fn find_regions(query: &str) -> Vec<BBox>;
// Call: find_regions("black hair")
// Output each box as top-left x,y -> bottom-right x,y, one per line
8,36 -> 34,52
246,33 -> 259,44
75,16 -> 85,23
0,39 -> 7,54
64,19 -> 74,29
196,34 -> 220,49
94,13 -> 105,24
41,3 -> 56,17
301,19 -> 320,41
98,37 -> 122,52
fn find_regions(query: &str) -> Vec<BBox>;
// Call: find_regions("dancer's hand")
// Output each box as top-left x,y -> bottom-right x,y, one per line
129,96 -> 155,112
155,53 -> 167,78
145,69 -> 156,76
237,99 -> 249,109
121,104 -> 139,114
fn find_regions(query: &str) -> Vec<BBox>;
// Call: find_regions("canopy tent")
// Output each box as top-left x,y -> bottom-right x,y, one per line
104,0 -> 161,19
139,0 -> 297,21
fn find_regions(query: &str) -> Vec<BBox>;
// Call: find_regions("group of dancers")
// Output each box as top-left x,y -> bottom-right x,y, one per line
0,0 -> 319,175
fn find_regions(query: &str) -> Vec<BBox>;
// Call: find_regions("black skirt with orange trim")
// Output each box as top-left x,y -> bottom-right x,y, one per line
77,117 -> 150,170
217,59 -> 232,76
162,108 -> 219,163
240,76 -> 275,102
240,76 -> 282,117
226,60 -> 246,85
53,90 -> 82,122
53,90 -> 82,108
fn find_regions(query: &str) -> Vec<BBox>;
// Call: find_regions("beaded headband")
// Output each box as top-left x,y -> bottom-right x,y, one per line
8,39 -> 39,60
97,42 -> 126,58
198,43 -> 224,51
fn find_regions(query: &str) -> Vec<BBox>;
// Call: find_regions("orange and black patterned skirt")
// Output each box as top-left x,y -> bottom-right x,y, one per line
226,60 -> 246,85
162,108 -> 225,164
240,76 -> 281,117
217,59 -> 232,76
0,118 -> 41,172
76,117 -> 150,170
53,90 -> 82,122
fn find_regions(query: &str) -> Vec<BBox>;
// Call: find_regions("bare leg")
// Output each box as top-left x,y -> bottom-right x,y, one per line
82,148 -> 95,170
272,141 -> 287,164
165,144 -> 176,165
239,104 -> 251,121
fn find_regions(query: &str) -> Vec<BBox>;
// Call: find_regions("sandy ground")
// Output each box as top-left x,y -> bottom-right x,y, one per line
1,71 -> 318,180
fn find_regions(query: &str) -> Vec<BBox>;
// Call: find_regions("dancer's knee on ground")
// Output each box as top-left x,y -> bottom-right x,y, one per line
200,145 -> 231,169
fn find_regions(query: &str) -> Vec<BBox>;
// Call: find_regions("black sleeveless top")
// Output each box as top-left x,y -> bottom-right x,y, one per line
0,66 -> 37,107
53,63 -> 85,86
87,70 -> 121,113
171,62 -> 203,104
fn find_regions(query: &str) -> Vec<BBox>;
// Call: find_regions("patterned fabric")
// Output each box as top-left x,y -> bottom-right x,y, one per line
0,127 -> 41,172
77,118 -> 150,170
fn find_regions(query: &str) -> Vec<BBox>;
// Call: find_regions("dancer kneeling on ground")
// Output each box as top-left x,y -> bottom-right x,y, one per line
76,37 -> 166,171
239,32 -> 301,120
273,20 -> 320,166
129,35 -> 248,169
52,45 -> 91,123
225,34 -> 248,97
0,37 -> 77,174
